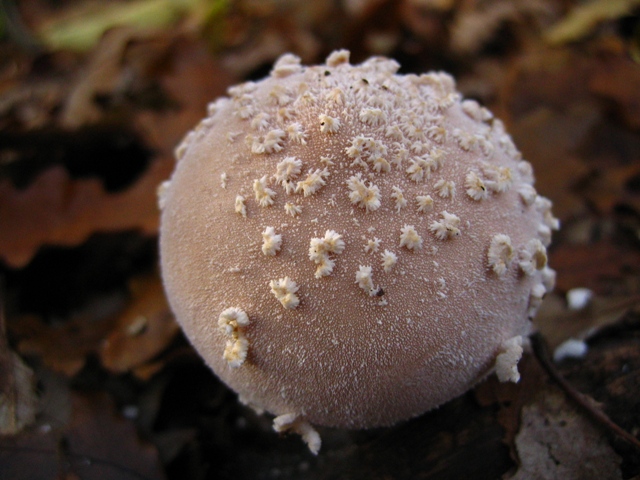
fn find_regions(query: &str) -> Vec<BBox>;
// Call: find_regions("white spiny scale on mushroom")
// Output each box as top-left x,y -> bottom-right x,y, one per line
159,50 -> 559,454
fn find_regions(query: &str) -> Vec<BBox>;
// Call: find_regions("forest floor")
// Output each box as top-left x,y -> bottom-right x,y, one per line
1,1 -> 639,479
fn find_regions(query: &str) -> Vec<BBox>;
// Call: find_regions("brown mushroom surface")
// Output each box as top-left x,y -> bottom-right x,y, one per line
159,50 -> 557,452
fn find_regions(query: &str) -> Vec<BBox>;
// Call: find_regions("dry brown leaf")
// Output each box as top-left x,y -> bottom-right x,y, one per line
133,35 -> 234,156
7,272 -> 179,378
8,292 -> 125,376
0,301 -> 37,435
0,345 -> 38,435
535,292 -> 639,351
550,241 -> 640,294
510,391 -> 622,479
558,311 -> 640,408
0,32 -> 233,269
10,313 -> 114,377
0,157 -> 172,268
589,55 -> 640,130
100,274 -> 178,375
60,27 -> 156,128
475,355 -> 548,466
510,106 -> 592,220
450,0 -> 555,54
0,392 -> 165,480
583,162 -> 640,215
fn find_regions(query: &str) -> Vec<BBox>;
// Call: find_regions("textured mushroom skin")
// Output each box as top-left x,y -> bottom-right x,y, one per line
160,51 -> 557,429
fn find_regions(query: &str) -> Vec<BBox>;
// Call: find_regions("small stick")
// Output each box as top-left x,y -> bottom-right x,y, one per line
530,332 -> 640,451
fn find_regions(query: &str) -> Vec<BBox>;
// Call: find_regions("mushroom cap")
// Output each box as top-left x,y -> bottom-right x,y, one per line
159,51 -> 557,429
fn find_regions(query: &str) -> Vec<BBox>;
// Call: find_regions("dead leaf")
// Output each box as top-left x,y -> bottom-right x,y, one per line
0,302 -> 38,435
549,241 -> 640,294
9,293 -> 125,376
100,274 -> 178,375
0,157 -> 172,268
60,27 -> 157,128
133,34 -> 235,156
589,55 -> 640,130
558,312 -> 640,454
450,0 -> 555,55
475,355 -> 548,466
0,32 -> 232,269
0,391 -> 165,480
510,106 -> 593,219
0,348 -> 38,435
511,391 -> 622,479
583,163 -> 640,215
535,292 -> 640,350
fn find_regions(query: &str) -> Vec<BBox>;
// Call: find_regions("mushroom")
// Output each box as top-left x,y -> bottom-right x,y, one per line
159,50 -> 558,454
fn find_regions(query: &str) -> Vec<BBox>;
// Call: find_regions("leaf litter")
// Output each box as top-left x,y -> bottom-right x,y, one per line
1,0 -> 640,478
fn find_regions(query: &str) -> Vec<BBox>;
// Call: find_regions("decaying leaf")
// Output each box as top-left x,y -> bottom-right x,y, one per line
474,355 -> 548,467
9,299 -> 122,376
0,303 -> 38,435
59,26 -> 158,128
557,312 -> 640,462
0,392 -> 165,480
589,55 -> 640,130
0,158 -> 172,268
510,391 -> 622,479
100,274 -> 178,376
134,34 -> 235,156
0,349 -> 38,435
0,29 -> 233,269
450,0 -> 555,54
549,241 -> 640,294
536,293 -> 640,351
510,106 -> 592,219
2,0 -> 639,477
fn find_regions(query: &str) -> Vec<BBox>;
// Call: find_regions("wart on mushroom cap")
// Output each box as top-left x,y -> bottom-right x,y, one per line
159,50 -> 558,454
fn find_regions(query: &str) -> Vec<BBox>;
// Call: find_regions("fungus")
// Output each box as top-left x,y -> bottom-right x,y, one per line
160,51 -> 558,454
270,276 -> 300,309
261,227 -> 282,256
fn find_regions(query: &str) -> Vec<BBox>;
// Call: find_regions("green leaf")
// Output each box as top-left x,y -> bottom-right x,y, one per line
545,0 -> 640,45
38,0 -> 201,51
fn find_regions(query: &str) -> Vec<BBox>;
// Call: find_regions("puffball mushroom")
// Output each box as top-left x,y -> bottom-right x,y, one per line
159,50 -> 558,454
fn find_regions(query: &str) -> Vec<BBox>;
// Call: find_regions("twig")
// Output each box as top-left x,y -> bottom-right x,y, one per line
530,332 -> 640,452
